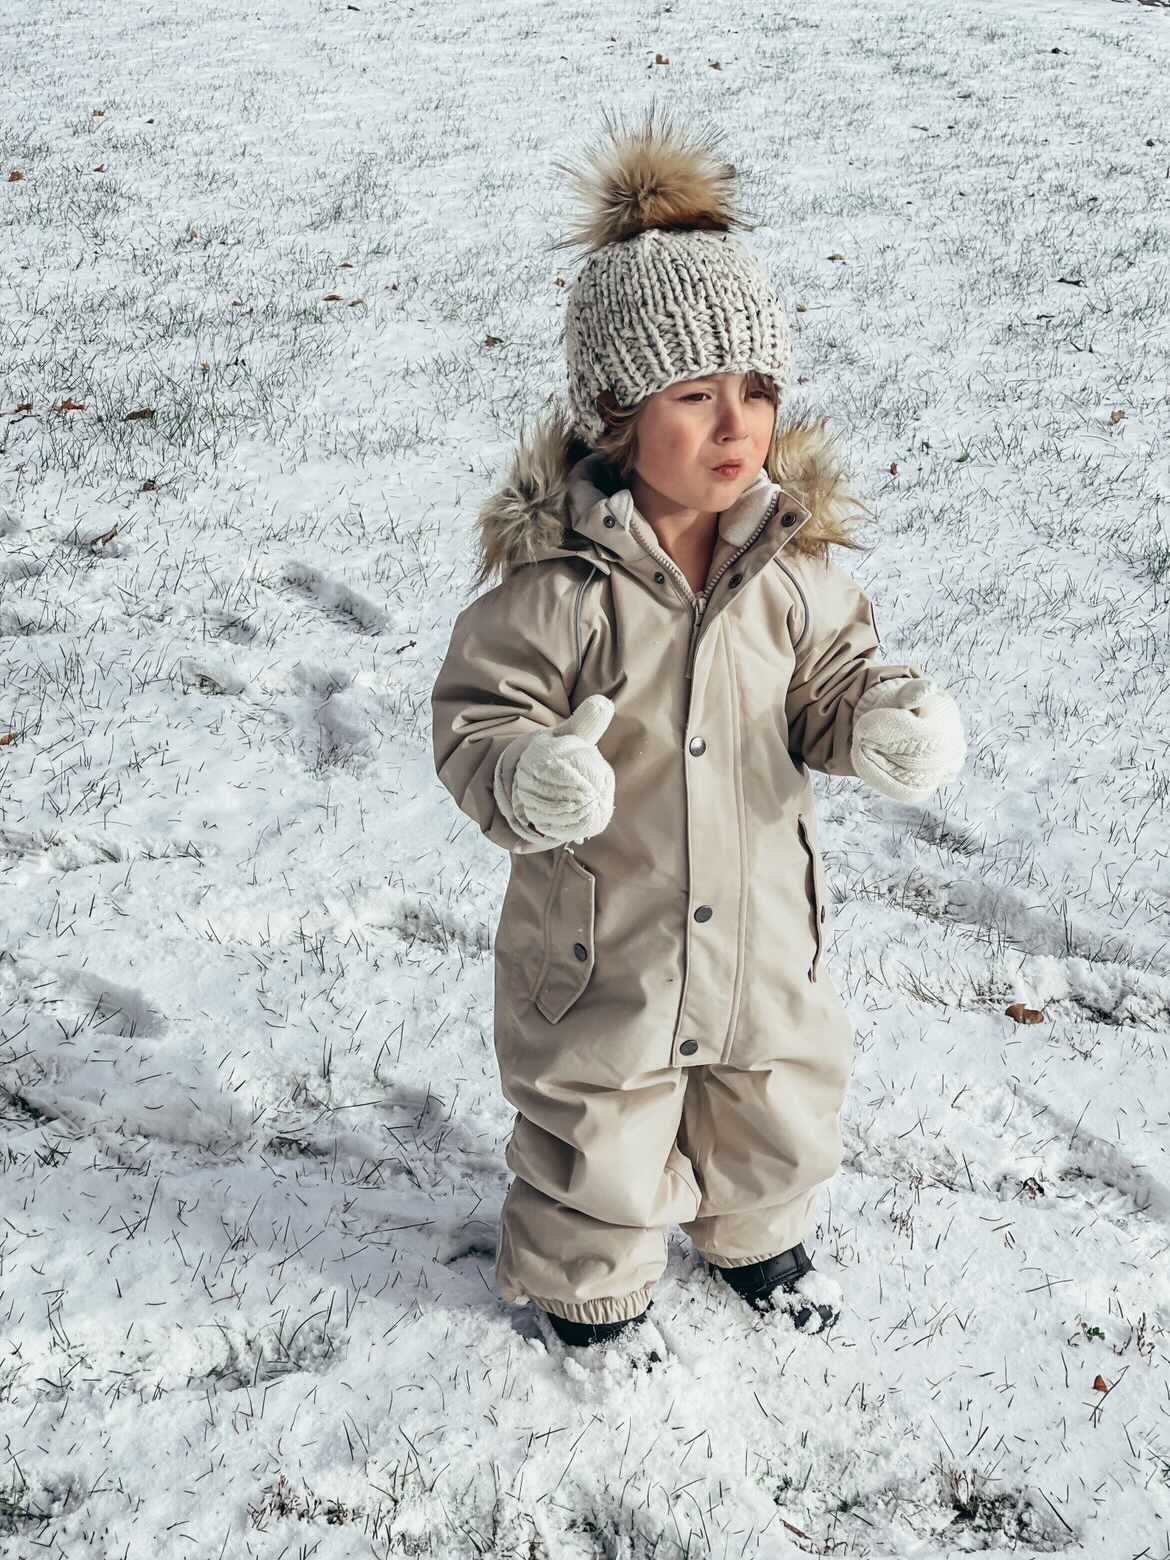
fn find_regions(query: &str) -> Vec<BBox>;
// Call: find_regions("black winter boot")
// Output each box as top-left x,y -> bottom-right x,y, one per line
543,1300 -> 653,1347
711,1244 -> 840,1332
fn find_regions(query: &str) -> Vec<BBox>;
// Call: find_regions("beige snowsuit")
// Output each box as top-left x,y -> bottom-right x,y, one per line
431,403 -> 922,1324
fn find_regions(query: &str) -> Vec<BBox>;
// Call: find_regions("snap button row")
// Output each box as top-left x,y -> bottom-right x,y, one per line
688,735 -> 706,756
693,904 -> 712,923
727,572 -> 743,589
679,1039 -> 699,1056
573,942 -> 589,961
654,570 -> 665,584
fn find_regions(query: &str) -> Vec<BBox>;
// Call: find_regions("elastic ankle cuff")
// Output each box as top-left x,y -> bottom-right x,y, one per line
527,1281 -> 654,1326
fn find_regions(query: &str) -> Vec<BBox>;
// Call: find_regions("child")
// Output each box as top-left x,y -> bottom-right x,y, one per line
430,107 -> 965,1351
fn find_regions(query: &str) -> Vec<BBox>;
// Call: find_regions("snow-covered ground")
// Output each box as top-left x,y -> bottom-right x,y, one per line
3,0 -> 1169,1553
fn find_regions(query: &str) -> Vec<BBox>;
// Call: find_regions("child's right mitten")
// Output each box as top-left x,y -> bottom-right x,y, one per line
493,694 -> 616,846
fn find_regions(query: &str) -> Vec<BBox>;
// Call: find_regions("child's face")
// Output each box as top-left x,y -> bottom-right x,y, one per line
632,372 -> 776,513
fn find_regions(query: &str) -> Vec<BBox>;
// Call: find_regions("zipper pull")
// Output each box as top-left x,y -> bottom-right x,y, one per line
687,599 -> 703,680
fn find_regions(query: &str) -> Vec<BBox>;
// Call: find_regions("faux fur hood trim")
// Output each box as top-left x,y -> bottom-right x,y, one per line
472,399 -> 870,589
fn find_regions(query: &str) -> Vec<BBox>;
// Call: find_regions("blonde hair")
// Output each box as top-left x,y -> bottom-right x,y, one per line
591,370 -> 781,482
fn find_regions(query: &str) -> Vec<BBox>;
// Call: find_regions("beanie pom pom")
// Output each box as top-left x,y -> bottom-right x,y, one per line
551,103 -> 751,255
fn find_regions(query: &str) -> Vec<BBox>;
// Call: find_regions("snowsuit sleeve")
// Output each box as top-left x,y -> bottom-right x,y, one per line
783,553 -> 924,778
430,564 -> 583,853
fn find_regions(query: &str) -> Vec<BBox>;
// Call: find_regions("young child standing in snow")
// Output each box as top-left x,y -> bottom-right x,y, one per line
431,109 -> 965,1350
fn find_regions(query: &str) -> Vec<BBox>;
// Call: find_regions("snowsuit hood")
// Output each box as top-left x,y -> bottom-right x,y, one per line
471,397 -> 867,590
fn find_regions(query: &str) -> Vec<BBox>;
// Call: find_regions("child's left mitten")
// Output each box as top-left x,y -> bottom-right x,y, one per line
850,676 -> 965,803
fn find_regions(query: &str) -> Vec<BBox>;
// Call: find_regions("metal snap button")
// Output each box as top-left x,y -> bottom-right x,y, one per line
679,1039 -> 699,1056
688,735 -> 706,756
694,904 -> 712,922
654,570 -> 665,584
781,512 -> 800,527
728,572 -> 743,588
603,515 -> 616,527
573,942 -> 589,961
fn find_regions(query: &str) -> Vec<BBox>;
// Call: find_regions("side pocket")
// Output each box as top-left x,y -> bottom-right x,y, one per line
796,813 -> 829,978
532,847 -> 597,1023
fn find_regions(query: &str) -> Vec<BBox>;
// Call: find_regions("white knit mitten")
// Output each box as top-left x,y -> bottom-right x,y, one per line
494,695 -> 616,846
851,676 -> 965,804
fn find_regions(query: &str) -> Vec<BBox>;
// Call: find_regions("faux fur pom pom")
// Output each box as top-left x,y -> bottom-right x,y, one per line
550,103 -> 753,254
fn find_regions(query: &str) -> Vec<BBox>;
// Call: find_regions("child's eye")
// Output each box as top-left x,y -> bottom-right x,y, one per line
680,390 -> 772,402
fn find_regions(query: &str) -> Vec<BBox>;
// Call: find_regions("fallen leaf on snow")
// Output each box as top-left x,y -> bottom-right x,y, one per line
1005,1002 -> 1045,1024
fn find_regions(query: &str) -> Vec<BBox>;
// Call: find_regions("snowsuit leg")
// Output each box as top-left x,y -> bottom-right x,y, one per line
676,1017 -> 853,1267
493,1016 -> 850,1321
495,1069 -> 702,1325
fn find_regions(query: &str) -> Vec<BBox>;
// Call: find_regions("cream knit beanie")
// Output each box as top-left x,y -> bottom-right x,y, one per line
551,104 -> 793,445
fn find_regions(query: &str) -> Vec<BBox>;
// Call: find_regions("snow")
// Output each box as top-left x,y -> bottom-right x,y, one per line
2,0 -> 1169,1553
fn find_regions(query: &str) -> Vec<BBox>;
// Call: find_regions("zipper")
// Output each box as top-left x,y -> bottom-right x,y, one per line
619,488 -> 787,681
623,514 -> 699,612
617,519 -> 709,686
685,491 -> 783,680
702,490 -> 782,601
